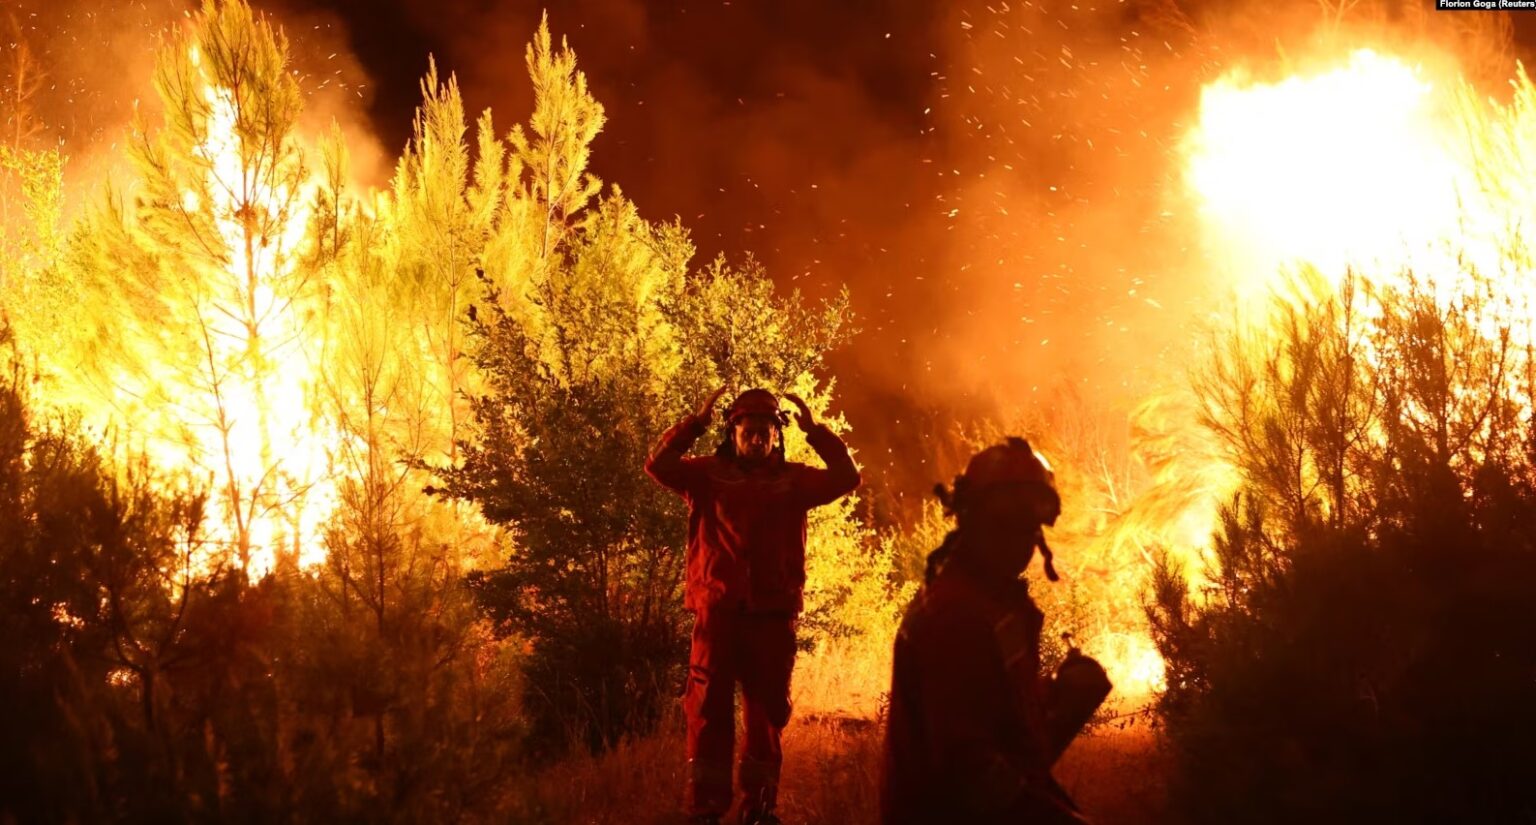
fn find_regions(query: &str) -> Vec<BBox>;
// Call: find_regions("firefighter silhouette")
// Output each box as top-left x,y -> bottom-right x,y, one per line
647,387 -> 861,825
880,438 -> 1112,825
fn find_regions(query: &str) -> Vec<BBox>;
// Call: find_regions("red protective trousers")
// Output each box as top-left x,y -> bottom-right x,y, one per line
685,604 -> 798,817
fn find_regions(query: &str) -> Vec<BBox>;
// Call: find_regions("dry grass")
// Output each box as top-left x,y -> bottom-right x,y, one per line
498,629 -> 1170,823
500,709 -> 1169,824
1055,719 -> 1170,824
790,638 -> 894,720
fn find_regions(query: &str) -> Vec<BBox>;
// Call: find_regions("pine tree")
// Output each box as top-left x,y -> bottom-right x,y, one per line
298,73 -> 522,820
388,60 -> 505,469
66,0 -> 320,576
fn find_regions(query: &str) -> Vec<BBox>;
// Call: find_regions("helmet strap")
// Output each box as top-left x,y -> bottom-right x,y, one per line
1036,530 -> 1061,582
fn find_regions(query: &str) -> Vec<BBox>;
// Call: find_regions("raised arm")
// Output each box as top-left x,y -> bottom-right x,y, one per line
785,393 -> 861,507
645,387 -> 727,495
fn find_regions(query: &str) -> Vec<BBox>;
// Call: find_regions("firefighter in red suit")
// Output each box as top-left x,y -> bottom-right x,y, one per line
880,437 -> 1111,825
646,387 -> 861,825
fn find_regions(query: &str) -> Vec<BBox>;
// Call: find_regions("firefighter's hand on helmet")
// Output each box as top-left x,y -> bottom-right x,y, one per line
784,393 -> 815,430
695,386 -> 729,421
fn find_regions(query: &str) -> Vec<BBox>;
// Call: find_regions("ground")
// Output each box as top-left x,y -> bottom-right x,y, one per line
503,712 -> 1170,824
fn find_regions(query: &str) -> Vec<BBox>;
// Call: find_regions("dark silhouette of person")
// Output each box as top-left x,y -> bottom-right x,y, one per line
647,387 -> 861,825
880,437 -> 1110,825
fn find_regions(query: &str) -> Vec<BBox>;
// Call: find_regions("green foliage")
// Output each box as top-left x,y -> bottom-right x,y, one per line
451,268 -> 692,753
405,11 -> 896,753
442,249 -> 862,751
1148,270 -> 1536,822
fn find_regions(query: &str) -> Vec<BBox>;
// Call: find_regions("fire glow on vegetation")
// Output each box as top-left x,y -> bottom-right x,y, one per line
1183,42 -> 1536,451
1183,42 -> 1536,445
172,44 -> 335,578
1072,606 -> 1170,704
16,1 -> 1536,723
1095,45 -> 1536,704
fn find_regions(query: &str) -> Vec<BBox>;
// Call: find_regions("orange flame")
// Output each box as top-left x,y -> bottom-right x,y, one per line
1186,47 -> 1536,316
1186,50 -> 1467,297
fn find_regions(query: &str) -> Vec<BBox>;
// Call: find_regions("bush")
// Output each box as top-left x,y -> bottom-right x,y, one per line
1148,272 -> 1536,823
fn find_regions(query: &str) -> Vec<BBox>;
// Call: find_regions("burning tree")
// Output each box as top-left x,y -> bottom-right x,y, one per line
59,0 -> 329,578
0,26 -> 65,368
0,2 -> 527,818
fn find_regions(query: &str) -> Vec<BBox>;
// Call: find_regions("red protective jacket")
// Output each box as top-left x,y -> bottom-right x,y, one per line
645,414 -> 860,614
880,561 -> 1084,825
